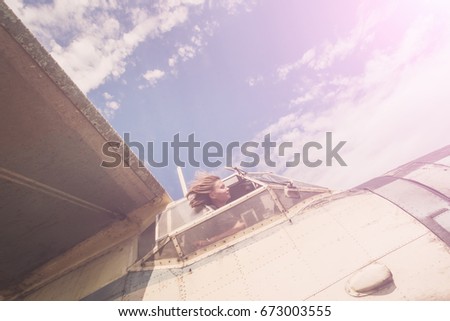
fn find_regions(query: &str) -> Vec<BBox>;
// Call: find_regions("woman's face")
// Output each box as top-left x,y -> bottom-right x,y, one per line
209,180 -> 230,206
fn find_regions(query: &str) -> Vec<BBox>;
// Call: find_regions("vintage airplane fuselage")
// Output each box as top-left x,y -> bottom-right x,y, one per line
112,150 -> 450,301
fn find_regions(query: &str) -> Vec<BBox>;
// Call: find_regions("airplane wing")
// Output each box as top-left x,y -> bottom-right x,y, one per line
0,2 -> 171,300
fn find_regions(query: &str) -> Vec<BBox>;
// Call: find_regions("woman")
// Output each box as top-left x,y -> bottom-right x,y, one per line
187,173 -> 231,209
186,173 -> 246,248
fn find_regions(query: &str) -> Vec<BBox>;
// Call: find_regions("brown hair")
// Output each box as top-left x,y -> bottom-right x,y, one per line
186,173 -> 220,208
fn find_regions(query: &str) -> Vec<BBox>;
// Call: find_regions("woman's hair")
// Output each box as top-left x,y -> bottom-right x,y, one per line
186,173 -> 220,208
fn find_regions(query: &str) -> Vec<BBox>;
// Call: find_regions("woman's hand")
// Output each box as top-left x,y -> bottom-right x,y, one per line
195,219 -> 246,249
195,238 -> 211,249
234,219 -> 246,230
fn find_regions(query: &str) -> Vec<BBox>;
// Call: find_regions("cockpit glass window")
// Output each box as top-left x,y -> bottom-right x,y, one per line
155,199 -> 209,241
246,173 -> 322,190
374,179 -> 449,219
176,189 -> 281,256
150,237 -> 179,261
372,178 -> 450,245
272,188 -> 305,209
149,173 -> 331,265
434,210 -> 450,232
155,175 -> 261,241
404,164 -> 450,198
223,175 -> 240,186
247,173 -> 291,185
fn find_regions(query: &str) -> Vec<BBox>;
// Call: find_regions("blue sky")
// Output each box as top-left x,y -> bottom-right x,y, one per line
6,0 -> 450,199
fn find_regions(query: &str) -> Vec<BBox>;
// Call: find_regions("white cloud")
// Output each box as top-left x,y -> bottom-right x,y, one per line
277,49 -> 315,81
275,2 -> 392,81
168,55 -> 178,67
101,108 -> 116,119
167,20 -> 217,71
103,92 -> 113,100
191,34 -> 203,47
183,0 -> 206,5
289,93 -> 314,107
247,75 -> 263,87
178,45 -> 196,61
5,0 -> 247,94
257,113 -> 304,139
100,91 -> 121,119
214,0 -> 257,15
250,3 -> 450,191
310,38 -> 356,70
157,5 -> 189,33
106,101 -> 120,110
202,20 -> 219,36
143,69 -> 166,86
288,82 -> 325,108
5,0 -> 203,93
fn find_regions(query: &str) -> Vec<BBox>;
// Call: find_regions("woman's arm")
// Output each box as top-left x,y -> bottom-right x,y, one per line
195,219 -> 246,248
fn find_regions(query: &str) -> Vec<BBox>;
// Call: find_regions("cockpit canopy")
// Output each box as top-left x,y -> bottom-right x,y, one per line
139,172 -> 329,265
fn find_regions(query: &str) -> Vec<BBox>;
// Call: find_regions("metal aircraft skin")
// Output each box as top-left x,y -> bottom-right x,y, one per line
85,145 -> 450,301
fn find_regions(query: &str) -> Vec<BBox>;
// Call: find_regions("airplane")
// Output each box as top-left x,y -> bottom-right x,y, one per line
95,153 -> 450,301
1,2 -> 449,301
